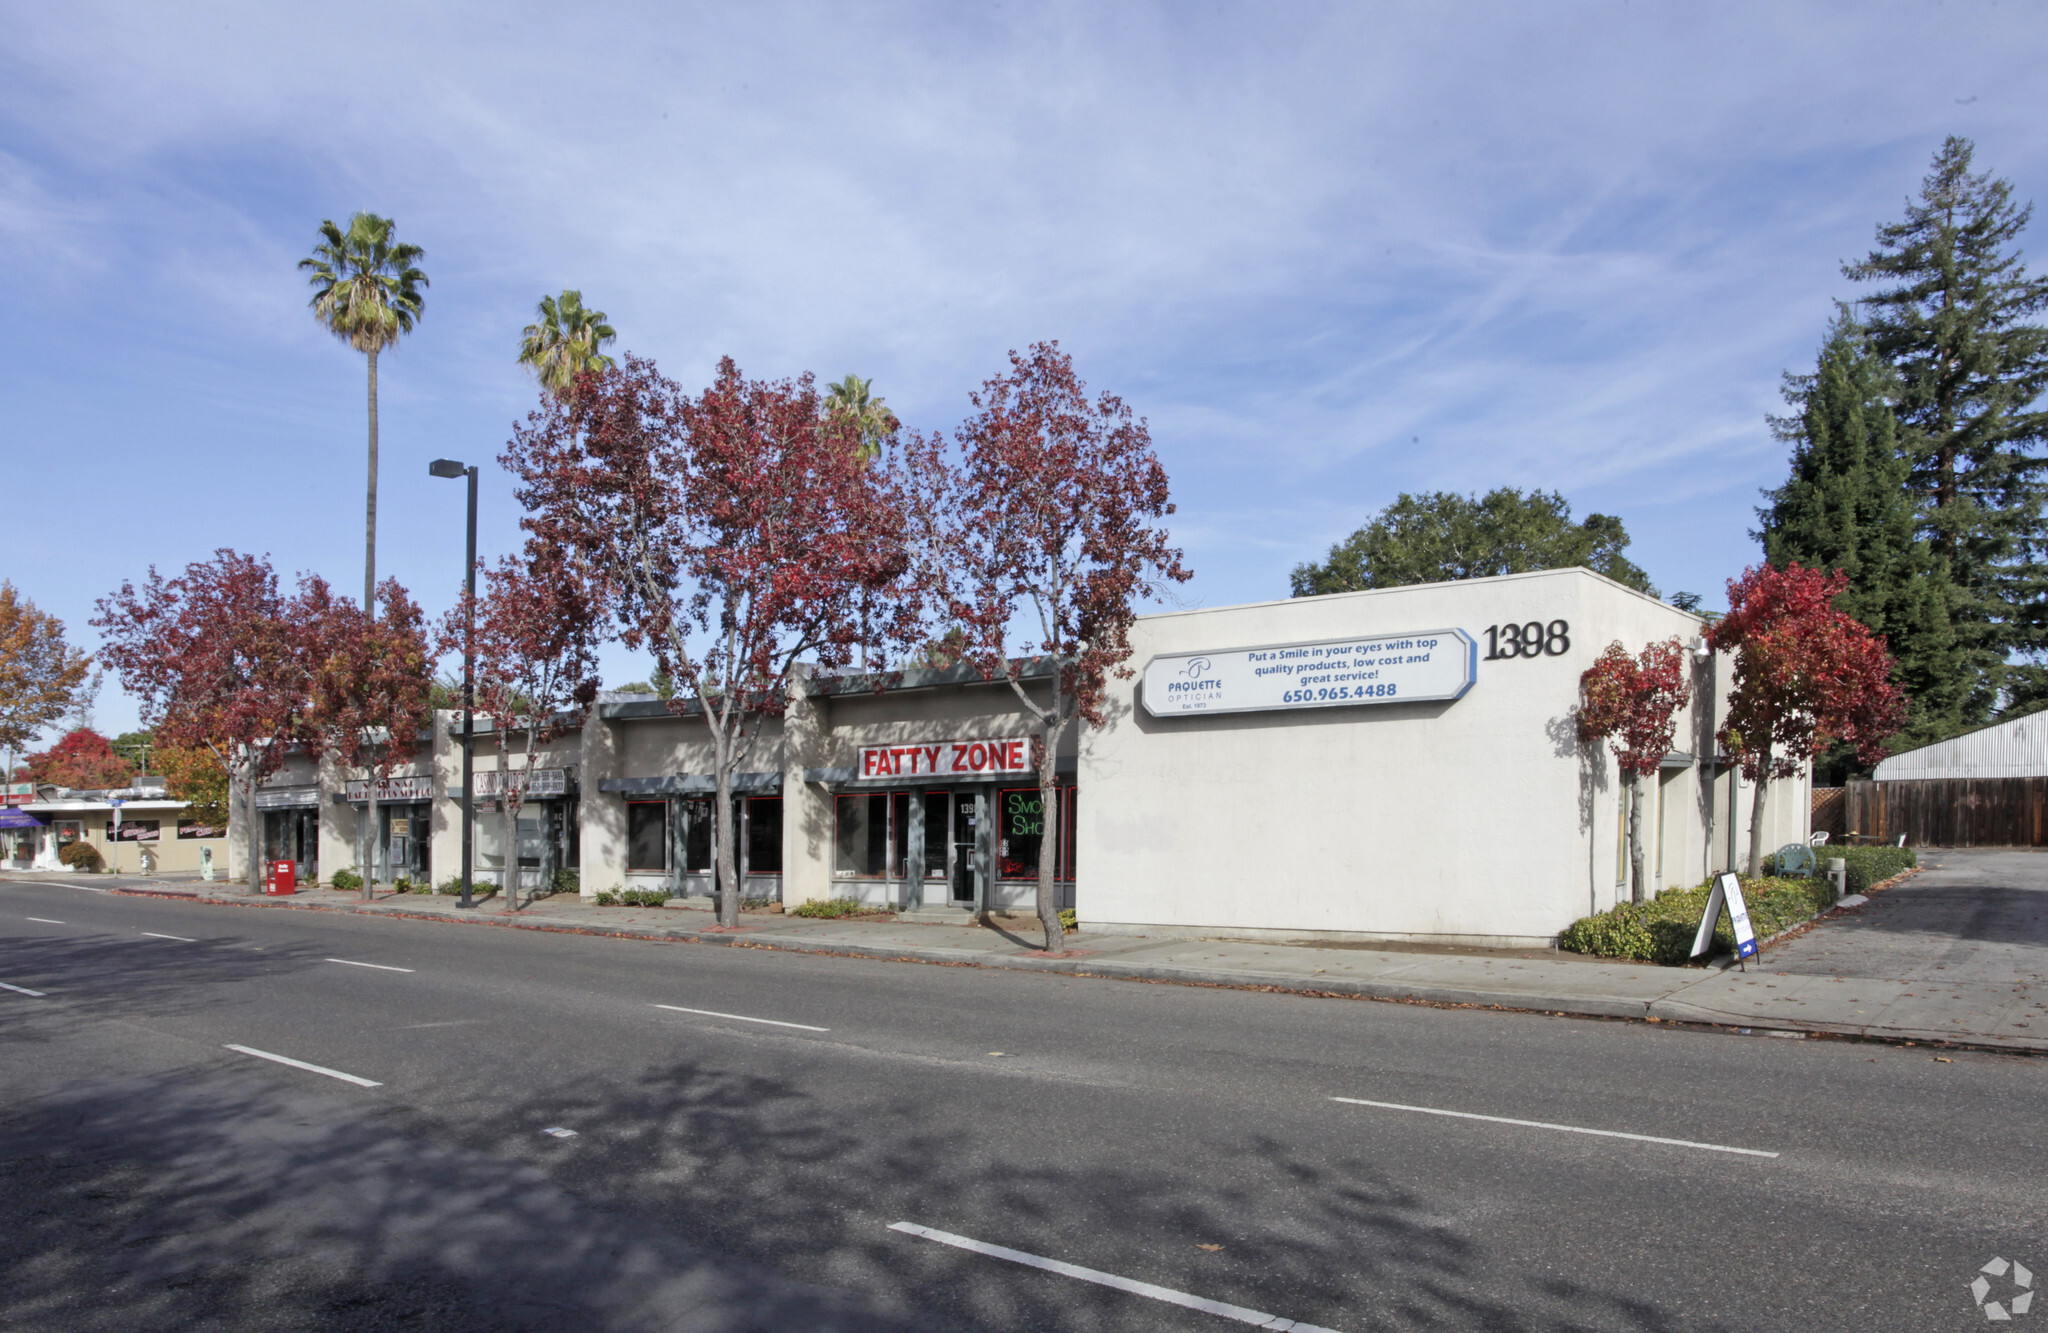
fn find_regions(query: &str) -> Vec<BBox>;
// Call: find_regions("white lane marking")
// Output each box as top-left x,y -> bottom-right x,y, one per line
25,918 -> 65,924
325,958 -> 415,973
889,1222 -> 1339,1331
1,981 -> 49,997
140,932 -> 197,942
1329,1097 -> 1779,1158
223,1044 -> 382,1088
652,1003 -> 829,1032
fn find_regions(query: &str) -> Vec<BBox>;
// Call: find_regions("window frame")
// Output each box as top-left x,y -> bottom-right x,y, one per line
626,800 -> 669,873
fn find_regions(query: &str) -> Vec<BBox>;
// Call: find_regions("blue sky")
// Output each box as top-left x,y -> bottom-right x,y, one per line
3,1 -> 2044,743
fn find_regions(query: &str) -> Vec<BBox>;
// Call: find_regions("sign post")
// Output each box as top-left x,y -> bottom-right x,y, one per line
1690,871 -> 1759,967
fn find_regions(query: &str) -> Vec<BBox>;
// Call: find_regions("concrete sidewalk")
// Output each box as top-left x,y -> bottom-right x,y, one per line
7,866 -> 2044,1053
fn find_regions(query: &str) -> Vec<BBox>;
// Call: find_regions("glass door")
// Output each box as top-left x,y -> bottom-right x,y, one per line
951,791 -> 977,904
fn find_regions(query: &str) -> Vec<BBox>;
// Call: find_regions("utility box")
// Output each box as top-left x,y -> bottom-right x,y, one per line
1828,857 -> 1847,899
266,860 -> 297,895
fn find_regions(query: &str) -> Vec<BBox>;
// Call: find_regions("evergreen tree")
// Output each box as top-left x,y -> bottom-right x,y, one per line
1845,137 -> 2048,719
1759,309 -> 1964,752
1292,488 -> 1654,597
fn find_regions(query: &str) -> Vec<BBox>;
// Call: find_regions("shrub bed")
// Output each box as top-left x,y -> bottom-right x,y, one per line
593,888 -> 669,907
59,841 -> 103,872
1558,875 -> 1837,965
1763,844 -> 1918,892
60,843 -> 103,876
789,897 -> 875,919
1826,845 -> 1917,893
330,869 -> 363,891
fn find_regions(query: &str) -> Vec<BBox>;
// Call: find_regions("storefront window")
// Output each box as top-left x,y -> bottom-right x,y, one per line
998,786 -> 1076,881
113,820 -> 162,843
923,792 -> 948,878
681,797 -> 713,873
834,792 -> 889,877
627,801 -> 668,872
748,797 -> 782,874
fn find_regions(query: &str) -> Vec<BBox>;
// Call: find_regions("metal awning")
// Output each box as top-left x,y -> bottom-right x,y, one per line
599,772 -> 783,796
254,785 -> 321,810
0,810 -> 44,829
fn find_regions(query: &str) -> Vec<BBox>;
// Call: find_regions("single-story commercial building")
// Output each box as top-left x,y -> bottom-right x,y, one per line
5,779 -> 230,875
233,568 -> 1810,945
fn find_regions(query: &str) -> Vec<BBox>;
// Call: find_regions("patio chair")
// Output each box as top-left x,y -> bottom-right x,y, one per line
1809,831 -> 1830,847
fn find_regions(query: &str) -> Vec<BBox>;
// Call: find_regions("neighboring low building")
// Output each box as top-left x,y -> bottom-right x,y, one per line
7,779 -> 230,875
228,568 -> 1811,945
1848,710 -> 2048,847
1872,711 -> 2048,781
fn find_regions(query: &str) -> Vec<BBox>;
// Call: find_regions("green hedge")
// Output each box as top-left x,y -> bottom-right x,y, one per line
1558,875 -> 1838,965
790,897 -> 872,919
1806,845 -> 1917,893
594,888 -> 669,907
59,841 -> 103,872
330,869 -> 363,891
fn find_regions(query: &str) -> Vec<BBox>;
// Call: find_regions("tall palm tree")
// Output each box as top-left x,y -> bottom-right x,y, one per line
300,213 -> 428,620
824,374 -> 898,459
517,290 -> 617,400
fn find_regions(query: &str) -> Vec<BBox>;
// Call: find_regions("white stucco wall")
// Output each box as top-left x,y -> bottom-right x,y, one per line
1080,568 -> 1720,945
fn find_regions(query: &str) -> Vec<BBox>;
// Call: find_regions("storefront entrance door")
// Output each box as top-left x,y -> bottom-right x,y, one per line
951,792 -> 977,904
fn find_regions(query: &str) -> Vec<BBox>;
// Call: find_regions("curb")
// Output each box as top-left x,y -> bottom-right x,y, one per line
43,879 -> 2046,1057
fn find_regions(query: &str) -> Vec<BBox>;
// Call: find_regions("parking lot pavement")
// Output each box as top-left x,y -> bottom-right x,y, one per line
1763,848 -> 2048,986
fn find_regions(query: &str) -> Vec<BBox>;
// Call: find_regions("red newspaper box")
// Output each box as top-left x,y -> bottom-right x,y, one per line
266,859 -> 297,895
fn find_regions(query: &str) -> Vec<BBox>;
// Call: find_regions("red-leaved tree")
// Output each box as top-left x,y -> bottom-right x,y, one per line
916,341 -> 1190,953
452,545 -> 603,910
1578,637 -> 1693,903
505,354 -> 911,926
93,551 -> 315,893
20,728 -> 134,790
1709,563 -> 1905,873
305,576 -> 434,900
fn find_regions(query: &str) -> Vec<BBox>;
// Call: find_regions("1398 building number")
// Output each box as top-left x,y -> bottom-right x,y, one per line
1484,620 -> 1570,660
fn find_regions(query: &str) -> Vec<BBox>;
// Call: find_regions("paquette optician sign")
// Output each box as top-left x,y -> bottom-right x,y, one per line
1141,628 -> 1477,718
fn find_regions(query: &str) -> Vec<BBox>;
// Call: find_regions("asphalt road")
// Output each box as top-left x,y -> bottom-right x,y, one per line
2,878 -> 2043,1332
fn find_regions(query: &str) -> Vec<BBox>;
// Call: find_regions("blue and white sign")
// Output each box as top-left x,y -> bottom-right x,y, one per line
1141,628 -> 1477,718
1690,871 -> 1760,961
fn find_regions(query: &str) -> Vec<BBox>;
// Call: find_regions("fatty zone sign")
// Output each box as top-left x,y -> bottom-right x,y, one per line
859,738 -> 1031,779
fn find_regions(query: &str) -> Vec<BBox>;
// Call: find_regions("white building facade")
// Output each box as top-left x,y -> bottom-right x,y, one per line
233,568 -> 1810,945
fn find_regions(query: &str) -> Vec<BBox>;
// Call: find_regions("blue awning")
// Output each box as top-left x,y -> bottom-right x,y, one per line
0,810 -> 45,829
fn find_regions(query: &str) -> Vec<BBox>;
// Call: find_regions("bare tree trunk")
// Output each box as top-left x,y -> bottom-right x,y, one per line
1747,755 -> 1772,877
364,346 -> 380,621
714,765 -> 739,927
242,752 -> 262,896
1037,737 -> 1064,952
499,732 -> 517,911
1628,772 -> 1647,904
364,780 -> 379,900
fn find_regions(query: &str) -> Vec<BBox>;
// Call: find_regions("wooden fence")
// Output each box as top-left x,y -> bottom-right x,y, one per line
1844,777 -> 2048,847
1810,787 -> 1845,838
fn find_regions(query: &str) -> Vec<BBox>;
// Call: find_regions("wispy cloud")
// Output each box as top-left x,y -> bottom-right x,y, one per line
1,0 -> 2043,732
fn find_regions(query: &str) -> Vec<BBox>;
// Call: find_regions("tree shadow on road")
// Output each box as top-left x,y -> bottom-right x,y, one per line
0,1043 -> 1751,1332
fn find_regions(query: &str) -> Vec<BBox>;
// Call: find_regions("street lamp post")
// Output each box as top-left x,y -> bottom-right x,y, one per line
430,458 -> 480,910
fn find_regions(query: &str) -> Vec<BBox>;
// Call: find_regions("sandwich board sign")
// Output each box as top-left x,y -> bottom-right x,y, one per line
1690,871 -> 1759,963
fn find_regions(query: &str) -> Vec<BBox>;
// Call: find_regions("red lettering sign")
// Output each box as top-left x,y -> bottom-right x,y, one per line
856,738 -> 1031,779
